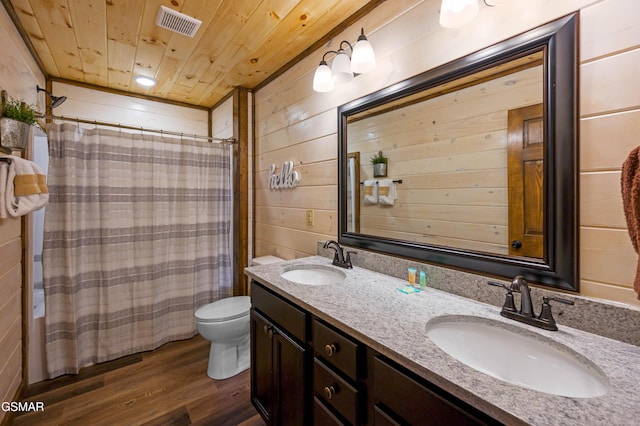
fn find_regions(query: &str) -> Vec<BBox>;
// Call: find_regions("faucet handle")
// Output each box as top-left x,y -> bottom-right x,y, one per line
344,251 -> 355,268
487,281 -> 509,291
538,296 -> 574,330
488,281 -> 516,312
546,296 -> 574,305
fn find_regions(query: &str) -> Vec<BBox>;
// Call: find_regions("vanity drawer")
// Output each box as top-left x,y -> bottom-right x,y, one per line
373,356 -> 493,426
313,358 -> 358,425
313,318 -> 359,379
314,396 -> 346,426
251,281 -> 306,343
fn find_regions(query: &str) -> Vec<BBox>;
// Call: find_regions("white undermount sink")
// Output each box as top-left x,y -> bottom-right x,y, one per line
280,264 -> 346,286
426,315 -> 609,398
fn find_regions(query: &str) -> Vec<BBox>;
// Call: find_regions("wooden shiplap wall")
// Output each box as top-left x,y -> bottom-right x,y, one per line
211,96 -> 233,140
254,0 -> 640,307
578,0 -> 640,304
0,4 -> 45,423
0,216 -> 23,423
51,82 -> 209,136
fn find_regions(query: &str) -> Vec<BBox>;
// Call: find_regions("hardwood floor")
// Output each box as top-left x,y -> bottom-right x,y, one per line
13,335 -> 266,426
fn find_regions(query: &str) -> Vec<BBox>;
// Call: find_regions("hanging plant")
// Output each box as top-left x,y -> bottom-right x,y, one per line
370,150 -> 388,178
1,97 -> 39,151
2,98 -> 38,125
370,150 -> 387,165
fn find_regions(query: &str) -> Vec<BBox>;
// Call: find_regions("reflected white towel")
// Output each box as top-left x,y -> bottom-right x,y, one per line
378,179 -> 397,206
0,160 -> 8,219
363,179 -> 378,204
4,155 -> 48,217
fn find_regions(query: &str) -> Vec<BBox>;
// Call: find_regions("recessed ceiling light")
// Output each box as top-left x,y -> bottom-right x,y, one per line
135,76 -> 157,87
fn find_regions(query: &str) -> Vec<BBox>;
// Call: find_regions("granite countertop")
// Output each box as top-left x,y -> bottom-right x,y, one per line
245,256 -> 640,426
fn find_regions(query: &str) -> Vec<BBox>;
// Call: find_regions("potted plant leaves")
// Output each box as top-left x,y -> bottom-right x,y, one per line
1,97 -> 38,151
370,150 -> 387,178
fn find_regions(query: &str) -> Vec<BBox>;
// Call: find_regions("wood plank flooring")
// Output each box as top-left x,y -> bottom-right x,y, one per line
12,335 -> 265,426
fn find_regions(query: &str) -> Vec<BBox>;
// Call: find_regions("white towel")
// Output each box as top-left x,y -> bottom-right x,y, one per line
4,155 -> 48,217
378,179 -> 397,206
363,179 -> 378,204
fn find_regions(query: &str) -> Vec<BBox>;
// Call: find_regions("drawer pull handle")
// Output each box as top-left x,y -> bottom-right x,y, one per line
324,343 -> 337,357
263,325 -> 274,338
323,385 -> 336,400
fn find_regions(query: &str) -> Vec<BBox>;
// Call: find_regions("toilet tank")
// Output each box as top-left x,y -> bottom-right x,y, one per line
252,255 -> 284,266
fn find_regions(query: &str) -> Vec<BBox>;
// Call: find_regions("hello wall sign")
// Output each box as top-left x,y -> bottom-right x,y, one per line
268,161 -> 300,190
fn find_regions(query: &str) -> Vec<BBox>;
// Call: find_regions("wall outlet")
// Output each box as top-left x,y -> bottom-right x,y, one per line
306,209 -> 314,226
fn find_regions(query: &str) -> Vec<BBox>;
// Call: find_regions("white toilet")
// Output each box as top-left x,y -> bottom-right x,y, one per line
195,255 -> 283,380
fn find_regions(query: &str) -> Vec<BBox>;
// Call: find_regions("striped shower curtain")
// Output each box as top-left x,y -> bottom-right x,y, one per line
43,123 -> 232,378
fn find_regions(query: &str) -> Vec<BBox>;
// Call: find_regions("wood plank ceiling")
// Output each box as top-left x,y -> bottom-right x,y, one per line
4,0 -> 379,108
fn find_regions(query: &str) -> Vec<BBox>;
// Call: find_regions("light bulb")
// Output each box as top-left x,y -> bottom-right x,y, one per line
331,50 -> 353,84
135,75 -> 157,87
313,61 -> 335,92
351,29 -> 376,74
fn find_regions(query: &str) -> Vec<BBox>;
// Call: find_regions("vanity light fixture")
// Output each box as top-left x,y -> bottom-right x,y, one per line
312,28 -> 377,93
135,75 -> 157,87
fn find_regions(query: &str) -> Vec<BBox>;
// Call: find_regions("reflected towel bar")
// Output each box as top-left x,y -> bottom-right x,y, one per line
360,179 -> 402,185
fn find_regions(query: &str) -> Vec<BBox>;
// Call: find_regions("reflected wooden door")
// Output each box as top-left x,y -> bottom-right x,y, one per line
507,104 -> 544,258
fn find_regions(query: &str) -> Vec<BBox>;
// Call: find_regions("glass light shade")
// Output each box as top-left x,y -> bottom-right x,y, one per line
439,0 -> 479,28
135,75 -> 157,87
331,51 -> 354,84
313,62 -> 335,92
351,39 -> 376,74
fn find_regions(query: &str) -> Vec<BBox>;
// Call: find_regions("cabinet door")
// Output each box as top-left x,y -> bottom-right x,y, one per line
273,329 -> 307,426
251,309 -> 273,423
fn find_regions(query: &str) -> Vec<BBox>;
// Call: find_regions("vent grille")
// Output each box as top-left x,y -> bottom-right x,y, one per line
155,6 -> 202,37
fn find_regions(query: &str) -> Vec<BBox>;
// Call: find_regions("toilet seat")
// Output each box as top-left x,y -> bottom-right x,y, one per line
195,296 -> 250,324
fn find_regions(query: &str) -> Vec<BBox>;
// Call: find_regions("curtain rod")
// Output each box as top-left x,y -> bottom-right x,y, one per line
37,114 -> 236,144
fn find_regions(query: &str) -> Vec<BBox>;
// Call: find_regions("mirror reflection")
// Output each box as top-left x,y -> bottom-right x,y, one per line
346,51 -> 544,259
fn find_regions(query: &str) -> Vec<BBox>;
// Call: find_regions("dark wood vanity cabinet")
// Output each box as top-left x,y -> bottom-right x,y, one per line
249,280 -> 500,426
250,283 -> 308,425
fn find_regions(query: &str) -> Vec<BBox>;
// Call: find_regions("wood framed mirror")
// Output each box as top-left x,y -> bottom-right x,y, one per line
338,14 -> 578,291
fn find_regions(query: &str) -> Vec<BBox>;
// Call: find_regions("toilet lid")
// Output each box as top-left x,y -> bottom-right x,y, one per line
195,296 -> 250,323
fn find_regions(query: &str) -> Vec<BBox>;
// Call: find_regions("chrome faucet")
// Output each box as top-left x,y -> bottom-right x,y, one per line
323,240 -> 353,269
488,276 -> 574,331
